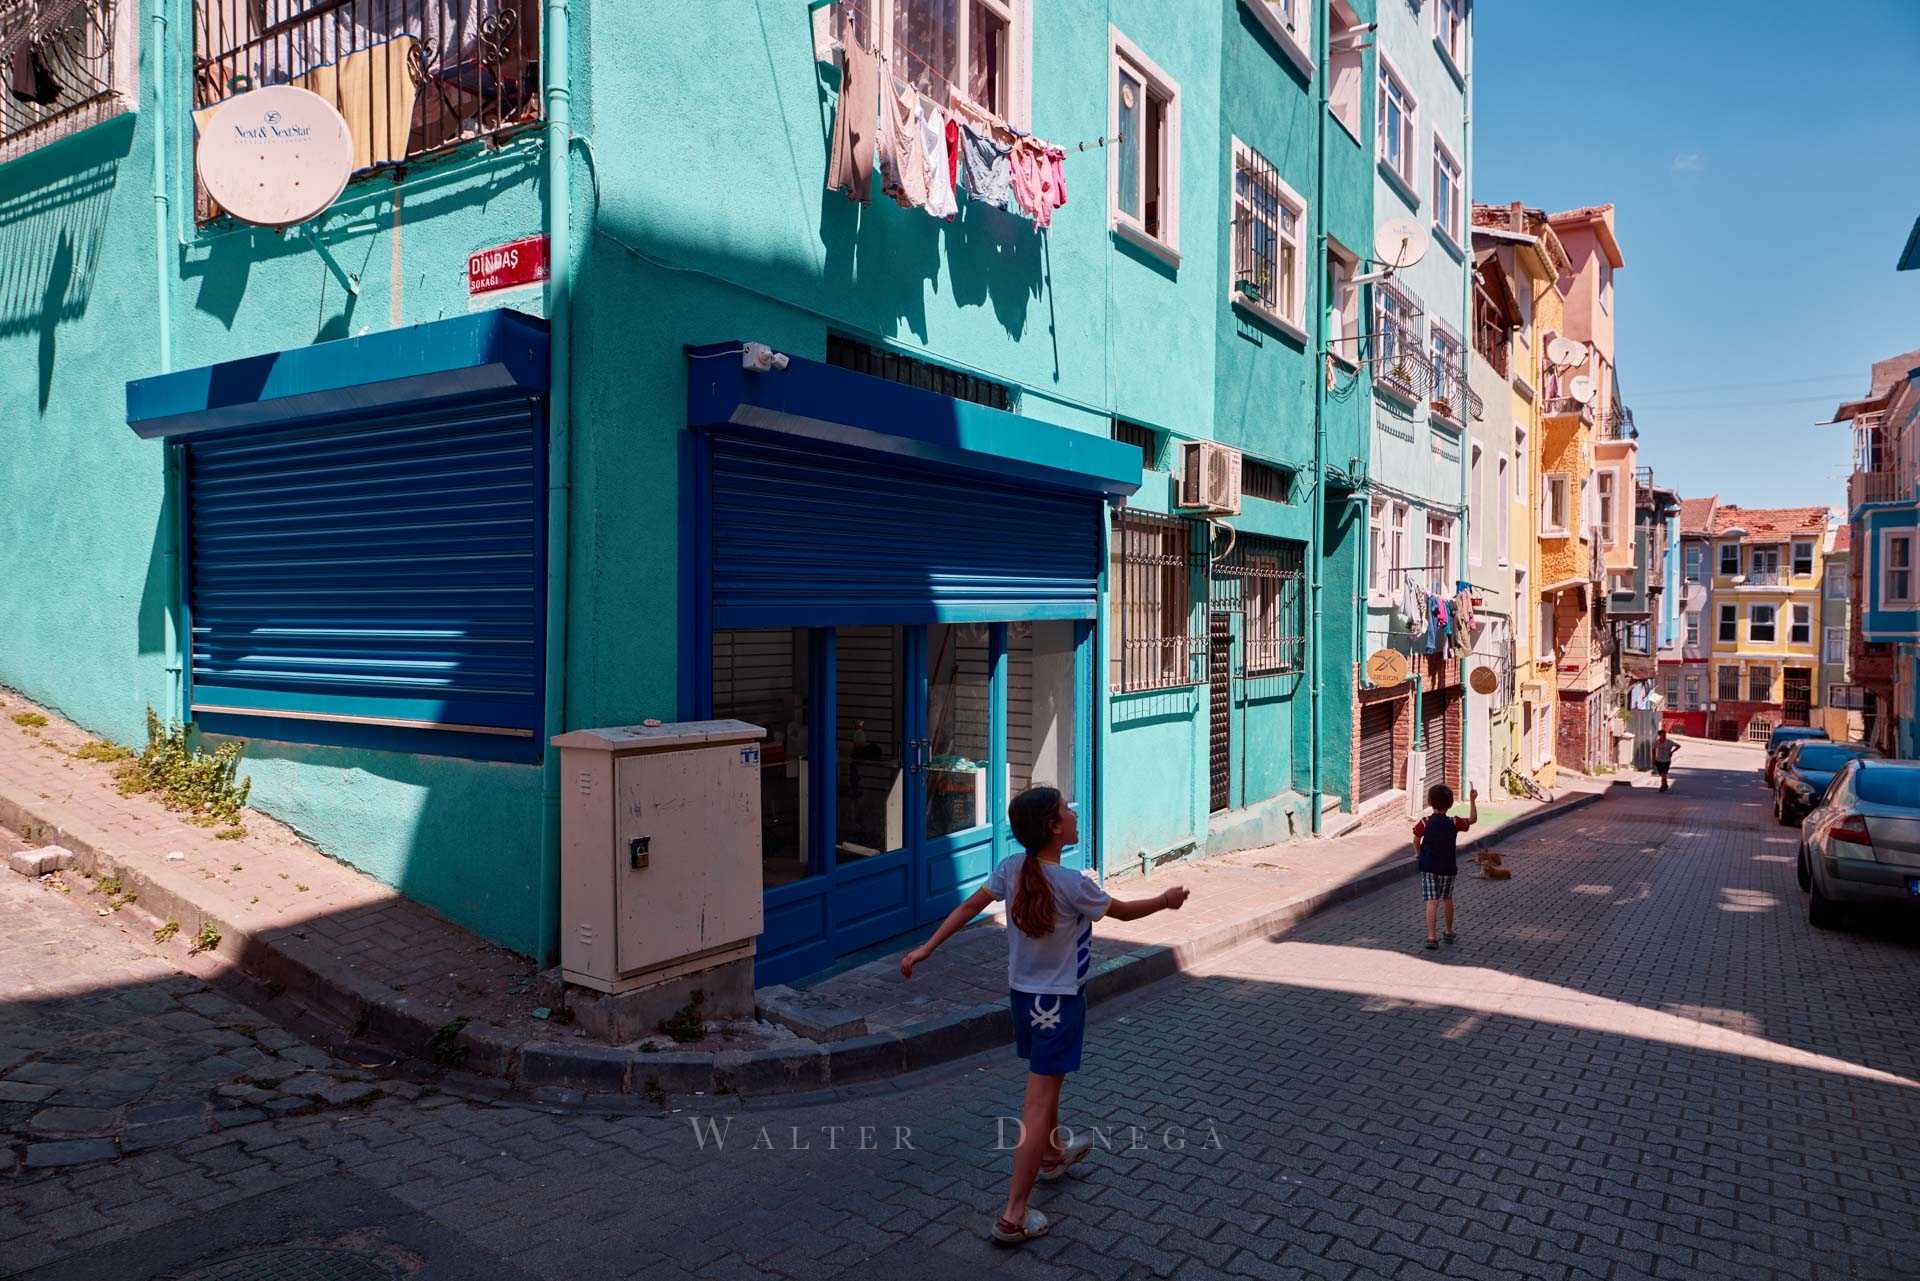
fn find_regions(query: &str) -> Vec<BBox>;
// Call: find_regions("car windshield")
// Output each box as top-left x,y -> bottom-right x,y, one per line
1795,746 -> 1867,772
1855,767 -> 1920,808
1773,730 -> 1824,750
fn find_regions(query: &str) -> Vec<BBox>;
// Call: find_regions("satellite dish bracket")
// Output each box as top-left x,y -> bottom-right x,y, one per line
300,225 -> 361,297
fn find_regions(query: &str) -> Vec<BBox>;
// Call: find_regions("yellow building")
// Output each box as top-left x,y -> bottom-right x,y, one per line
1473,202 -> 1570,789
1704,505 -> 1832,739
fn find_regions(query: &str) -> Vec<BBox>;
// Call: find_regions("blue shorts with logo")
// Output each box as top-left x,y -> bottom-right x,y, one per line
1011,990 -> 1087,1076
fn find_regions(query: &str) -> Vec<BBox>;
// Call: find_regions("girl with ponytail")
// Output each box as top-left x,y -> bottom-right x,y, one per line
900,784 -> 1189,1246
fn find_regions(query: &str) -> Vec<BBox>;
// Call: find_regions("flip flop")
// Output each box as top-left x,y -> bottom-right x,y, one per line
991,1207 -> 1050,1244
1037,1137 -> 1094,1182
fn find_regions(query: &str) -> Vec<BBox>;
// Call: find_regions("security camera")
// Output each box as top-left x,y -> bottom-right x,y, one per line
742,342 -> 790,373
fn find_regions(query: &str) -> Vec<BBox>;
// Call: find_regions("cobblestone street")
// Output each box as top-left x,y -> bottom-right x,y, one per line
4,739 -> 1919,1280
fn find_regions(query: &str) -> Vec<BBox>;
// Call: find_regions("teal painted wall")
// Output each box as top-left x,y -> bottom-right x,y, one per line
0,15 -> 549,954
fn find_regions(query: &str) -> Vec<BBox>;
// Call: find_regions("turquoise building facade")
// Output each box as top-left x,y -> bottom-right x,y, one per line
1,0 -> 1402,983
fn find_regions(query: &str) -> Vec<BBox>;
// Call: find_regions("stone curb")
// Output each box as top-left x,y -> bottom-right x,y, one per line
0,761 -> 1609,1104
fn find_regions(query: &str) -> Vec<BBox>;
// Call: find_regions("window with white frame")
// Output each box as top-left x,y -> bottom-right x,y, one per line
1885,531 -> 1915,605
1685,543 -> 1705,582
1496,455 -> 1510,566
1388,502 -> 1409,594
1229,140 -> 1305,331
1376,55 -> 1417,196
1717,665 -> 1740,702
1790,604 -> 1812,645
0,0 -> 138,162
1434,0 -> 1466,70
1245,0 -> 1312,73
1684,671 -> 1703,710
1686,611 -> 1700,647
1826,565 -> 1847,599
1327,0 -> 1364,138
1749,665 -> 1772,702
1542,473 -> 1570,537
1750,545 -> 1780,578
1791,540 -> 1814,577
1718,603 -> 1736,643
1515,567 -> 1528,652
1374,280 -> 1421,367
1430,325 -> 1464,421
1426,513 -> 1453,588
1537,597 -> 1555,662
1824,627 -> 1846,664
1719,542 -> 1740,575
1432,134 -> 1463,246
1327,244 -> 1359,360
1111,30 -> 1180,261
1596,469 -> 1616,546
1749,604 -> 1776,643
1469,445 -> 1484,566
1369,498 -> 1388,595
858,0 -> 1026,122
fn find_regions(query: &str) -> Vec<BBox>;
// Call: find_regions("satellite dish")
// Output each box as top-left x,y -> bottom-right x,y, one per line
1546,336 -> 1587,368
1375,218 -> 1430,270
197,86 -> 353,228
1569,375 -> 1596,405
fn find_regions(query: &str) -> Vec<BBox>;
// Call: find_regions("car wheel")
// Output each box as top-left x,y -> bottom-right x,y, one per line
1796,846 -> 1811,893
1775,793 -> 1794,827
1808,878 -> 1841,931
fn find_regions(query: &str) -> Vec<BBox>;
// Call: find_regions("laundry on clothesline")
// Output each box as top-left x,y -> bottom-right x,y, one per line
825,35 -> 1068,227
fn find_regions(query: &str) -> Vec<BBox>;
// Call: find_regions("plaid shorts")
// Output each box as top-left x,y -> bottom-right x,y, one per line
1421,872 -> 1456,901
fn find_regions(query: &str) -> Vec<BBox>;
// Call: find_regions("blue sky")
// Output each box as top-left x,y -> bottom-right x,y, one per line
1472,0 -> 1920,511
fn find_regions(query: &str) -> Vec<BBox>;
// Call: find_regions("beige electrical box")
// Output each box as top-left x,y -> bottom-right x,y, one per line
553,719 -> 765,994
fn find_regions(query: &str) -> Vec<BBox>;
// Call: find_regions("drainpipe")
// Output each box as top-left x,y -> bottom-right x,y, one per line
535,0 -> 574,966
152,0 -> 182,723
1455,38 -> 1474,792
1306,0 -> 1330,834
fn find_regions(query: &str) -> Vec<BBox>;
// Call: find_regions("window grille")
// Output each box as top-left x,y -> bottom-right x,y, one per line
1717,666 -> 1740,701
1242,458 -> 1292,504
1231,141 -> 1296,323
1212,534 -> 1305,676
1749,667 -> 1772,702
1,0 -> 133,159
1110,509 -> 1204,692
1113,419 -> 1158,470
191,0 -> 541,218
1371,284 -> 1429,400
827,334 -> 1012,411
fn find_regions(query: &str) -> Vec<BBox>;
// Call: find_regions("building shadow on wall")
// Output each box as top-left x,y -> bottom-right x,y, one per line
0,114 -> 134,407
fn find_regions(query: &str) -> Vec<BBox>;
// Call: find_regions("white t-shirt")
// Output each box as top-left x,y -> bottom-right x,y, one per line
984,854 -> 1111,996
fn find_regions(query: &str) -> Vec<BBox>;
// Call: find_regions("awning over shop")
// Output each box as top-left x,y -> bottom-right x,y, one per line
685,341 -> 1141,500
126,310 -> 549,440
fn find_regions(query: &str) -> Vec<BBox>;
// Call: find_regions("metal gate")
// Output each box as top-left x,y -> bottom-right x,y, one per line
1422,691 -> 1458,793
1209,612 -> 1233,813
1783,668 -> 1812,726
1358,701 -> 1396,801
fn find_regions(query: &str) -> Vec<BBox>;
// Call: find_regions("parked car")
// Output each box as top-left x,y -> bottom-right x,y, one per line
1798,758 -> 1920,929
1763,725 -> 1828,787
1775,741 -> 1878,825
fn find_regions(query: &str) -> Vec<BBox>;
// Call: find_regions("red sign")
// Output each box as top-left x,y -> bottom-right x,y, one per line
467,235 -> 549,297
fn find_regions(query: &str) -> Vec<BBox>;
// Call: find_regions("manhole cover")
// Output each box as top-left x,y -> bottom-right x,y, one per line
178,1248 -> 398,1281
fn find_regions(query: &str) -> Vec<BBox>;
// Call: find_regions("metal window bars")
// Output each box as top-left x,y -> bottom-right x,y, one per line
826,334 -> 1013,410
0,0 -> 128,159
1232,143 -> 1286,317
1597,402 -> 1637,440
1111,509 -> 1206,693
191,0 -> 540,219
1211,533 -> 1305,676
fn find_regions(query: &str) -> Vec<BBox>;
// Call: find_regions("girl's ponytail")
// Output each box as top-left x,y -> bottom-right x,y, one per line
1007,786 -> 1062,939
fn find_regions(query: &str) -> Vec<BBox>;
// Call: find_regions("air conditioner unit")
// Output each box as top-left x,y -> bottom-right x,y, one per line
1177,441 -> 1243,515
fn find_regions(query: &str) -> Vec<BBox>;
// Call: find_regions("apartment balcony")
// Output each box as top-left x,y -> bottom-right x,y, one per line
1597,404 -> 1637,441
1849,469 -> 1903,510
1544,397 -> 1595,426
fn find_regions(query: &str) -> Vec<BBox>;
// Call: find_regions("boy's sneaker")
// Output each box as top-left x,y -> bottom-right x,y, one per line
1443,932 -> 1456,945
1423,939 -> 1439,951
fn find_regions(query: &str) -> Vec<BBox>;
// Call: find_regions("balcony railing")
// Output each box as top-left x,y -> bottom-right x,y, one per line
1,0 -> 132,161
1741,569 -> 1784,587
1370,328 -> 1430,402
1597,404 -> 1637,440
1544,396 -> 1595,425
192,0 -> 541,218
1850,470 -> 1902,508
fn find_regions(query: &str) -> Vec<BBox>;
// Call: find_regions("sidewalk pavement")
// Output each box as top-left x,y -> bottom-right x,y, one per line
0,687 -> 1629,1102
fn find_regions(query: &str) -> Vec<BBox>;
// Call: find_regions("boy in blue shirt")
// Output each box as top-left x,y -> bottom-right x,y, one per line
1412,783 -> 1476,950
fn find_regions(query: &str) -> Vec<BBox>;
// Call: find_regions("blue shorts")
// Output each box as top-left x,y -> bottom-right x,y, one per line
1011,990 -> 1086,1077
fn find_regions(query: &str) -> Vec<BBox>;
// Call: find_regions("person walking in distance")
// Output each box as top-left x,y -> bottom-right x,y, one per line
1413,783 -> 1476,951
899,785 -> 1190,1245
1653,729 -> 1680,792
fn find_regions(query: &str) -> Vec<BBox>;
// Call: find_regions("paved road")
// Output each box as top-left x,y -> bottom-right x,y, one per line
3,739 -> 1918,1280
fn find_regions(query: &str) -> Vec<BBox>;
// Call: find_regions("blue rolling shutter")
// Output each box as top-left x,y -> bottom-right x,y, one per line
707,434 -> 1102,627
184,394 -> 545,743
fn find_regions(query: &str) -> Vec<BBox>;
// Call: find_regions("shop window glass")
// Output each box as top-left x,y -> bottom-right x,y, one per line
836,626 -> 904,864
926,623 -> 992,838
1007,621 -> 1076,802
712,628 -> 811,886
